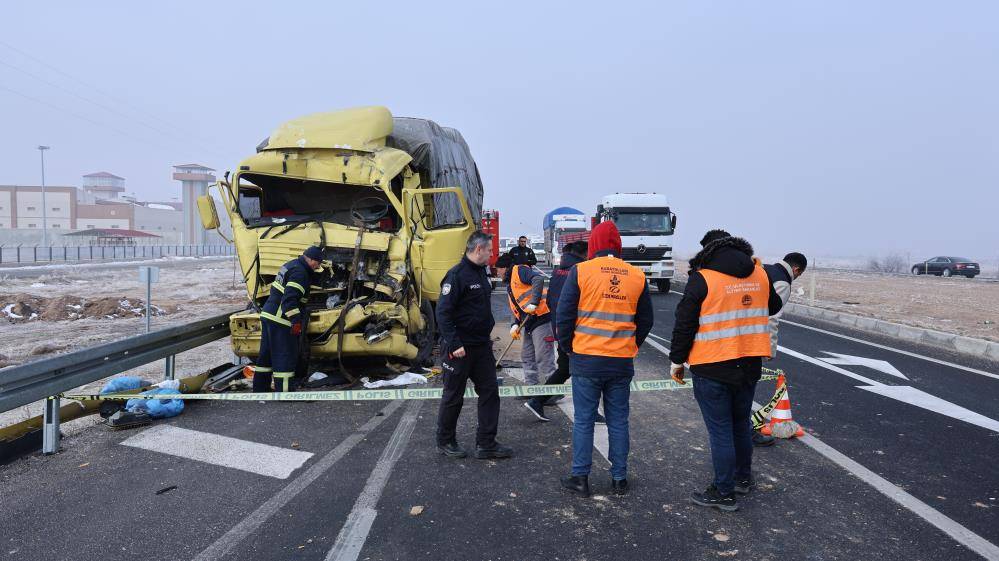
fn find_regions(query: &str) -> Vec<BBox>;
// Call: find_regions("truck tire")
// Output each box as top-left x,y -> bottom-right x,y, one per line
654,279 -> 670,293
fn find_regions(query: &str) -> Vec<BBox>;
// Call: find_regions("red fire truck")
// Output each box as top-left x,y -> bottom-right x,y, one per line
481,209 -> 501,287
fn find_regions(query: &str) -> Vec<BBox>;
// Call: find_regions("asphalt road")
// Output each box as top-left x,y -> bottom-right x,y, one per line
1,289 -> 997,560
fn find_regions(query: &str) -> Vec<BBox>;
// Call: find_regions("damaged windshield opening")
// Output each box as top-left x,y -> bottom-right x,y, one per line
236,172 -> 399,231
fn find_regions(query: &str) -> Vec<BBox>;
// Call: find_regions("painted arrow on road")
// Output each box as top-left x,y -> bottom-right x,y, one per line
779,346 -> 999,434
818,352 -> 909,380
858,384 -> 999,433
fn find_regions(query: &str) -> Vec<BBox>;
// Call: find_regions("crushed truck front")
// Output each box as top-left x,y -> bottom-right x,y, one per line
200,107 -> 482,367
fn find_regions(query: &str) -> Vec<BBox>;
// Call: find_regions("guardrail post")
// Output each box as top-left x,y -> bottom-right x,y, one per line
42,396 -> 61,454
165,355 -> 176,380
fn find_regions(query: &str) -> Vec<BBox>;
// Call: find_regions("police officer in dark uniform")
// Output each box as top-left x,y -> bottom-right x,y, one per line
253,245 -> 323,392
507,235 -> 538,266
436,230 -> 513,459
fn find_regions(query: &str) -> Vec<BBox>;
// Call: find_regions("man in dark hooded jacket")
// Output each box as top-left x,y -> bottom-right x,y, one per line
669,233 -> 784,511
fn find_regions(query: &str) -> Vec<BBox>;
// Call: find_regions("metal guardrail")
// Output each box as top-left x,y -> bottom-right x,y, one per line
0,244 -> 235,265
0,311 -> 236,414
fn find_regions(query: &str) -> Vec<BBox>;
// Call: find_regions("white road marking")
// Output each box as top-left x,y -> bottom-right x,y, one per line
505,367 -> 611,463
858,385 -> 999,433
326,400 -> 422,561
794,426 -> 999,561
643,337 -> 672,359
781,345 -> 999,433
647,332 -> 671,344
192,401 -> 402,561
780,318 -> 999,381
818,351 -> 909,380
779,346 -> 882,386
641,335 -> 999,559
121,425 -> 314,479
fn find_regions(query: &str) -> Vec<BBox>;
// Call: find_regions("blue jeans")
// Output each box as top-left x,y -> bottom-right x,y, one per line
571,375 -> 631,480
692,374 -> 756,495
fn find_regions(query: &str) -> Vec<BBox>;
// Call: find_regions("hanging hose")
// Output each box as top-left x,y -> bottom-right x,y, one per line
333,226 -> 365,383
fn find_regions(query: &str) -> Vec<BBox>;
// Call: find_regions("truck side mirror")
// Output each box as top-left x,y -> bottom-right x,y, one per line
197,195 -> 220,230
671,215 -> 677,230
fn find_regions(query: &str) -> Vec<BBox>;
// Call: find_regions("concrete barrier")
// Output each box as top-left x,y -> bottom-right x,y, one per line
784,302 -> 999,361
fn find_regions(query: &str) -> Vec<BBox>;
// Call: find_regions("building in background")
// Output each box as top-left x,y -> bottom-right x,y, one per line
172,164 -> 216,244
80,171 -> 125,203
76,198 -> 134,230
0,171 -> 190,245
0,185 -> 77,230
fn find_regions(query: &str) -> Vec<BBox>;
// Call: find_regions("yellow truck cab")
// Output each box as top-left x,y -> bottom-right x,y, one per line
198,106 -> 484,369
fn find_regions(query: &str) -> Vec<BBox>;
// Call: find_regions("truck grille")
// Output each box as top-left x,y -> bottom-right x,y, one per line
621,246 -> 669,261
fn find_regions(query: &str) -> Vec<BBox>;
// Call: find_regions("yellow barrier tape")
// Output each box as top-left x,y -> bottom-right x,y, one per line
64,374 -> 780,403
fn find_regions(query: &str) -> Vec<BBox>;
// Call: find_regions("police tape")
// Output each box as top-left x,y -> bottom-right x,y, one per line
62,373 -> 781,403
752,382 -> 786,430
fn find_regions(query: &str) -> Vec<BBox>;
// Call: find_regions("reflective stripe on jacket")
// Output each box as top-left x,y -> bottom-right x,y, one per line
261,256 -> 312,327
507,264 -> 549,322
571,256 -> 646,358
687,261 -> 771,365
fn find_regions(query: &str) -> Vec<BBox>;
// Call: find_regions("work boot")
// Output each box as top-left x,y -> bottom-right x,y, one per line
437,441 -> 468,459
734,477 -> 755,495
752,431 -> 776,447
560,475 -> 590,498
611,478 -> 629,495
475,441 -> 513,459
524,400 -> 550,422
690,485 -> 738,512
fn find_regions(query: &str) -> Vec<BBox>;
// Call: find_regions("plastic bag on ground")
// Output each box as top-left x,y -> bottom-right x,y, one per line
125,388 -> 184,419
100,376 -> 147,395
361,372 -> 428,388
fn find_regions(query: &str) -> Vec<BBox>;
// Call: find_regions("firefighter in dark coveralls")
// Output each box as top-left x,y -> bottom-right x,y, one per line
253,245 -> 323,392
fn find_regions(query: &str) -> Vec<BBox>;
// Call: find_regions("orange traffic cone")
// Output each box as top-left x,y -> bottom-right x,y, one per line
761,374 -> 805,438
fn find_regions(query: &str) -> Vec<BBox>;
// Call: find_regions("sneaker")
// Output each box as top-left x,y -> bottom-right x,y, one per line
524,400 -> 551,422
437,441 -> 468,459
690,485 -> 738,512
475,442 -> 513,459
734,477 -> 755,495
595,412 -> 606,424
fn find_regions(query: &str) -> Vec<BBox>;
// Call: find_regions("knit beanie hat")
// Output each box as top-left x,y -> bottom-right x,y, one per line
588,221 -> 622,259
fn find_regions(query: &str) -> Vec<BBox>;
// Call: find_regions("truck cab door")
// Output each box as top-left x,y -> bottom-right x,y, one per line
402,187 -> 476,302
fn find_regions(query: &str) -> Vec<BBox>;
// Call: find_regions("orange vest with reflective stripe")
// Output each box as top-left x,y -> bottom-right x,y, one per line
688,261 -> 772,366
572,256 -> 646,358
508,264 -> 550,321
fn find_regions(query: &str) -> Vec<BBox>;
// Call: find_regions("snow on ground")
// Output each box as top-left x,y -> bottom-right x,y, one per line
0,257 -> 248,433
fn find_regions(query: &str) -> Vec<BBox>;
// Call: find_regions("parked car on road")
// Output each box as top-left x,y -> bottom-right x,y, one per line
911,256 -> 980,278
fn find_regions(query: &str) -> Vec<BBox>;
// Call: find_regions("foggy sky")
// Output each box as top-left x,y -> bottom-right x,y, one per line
1,1 -> 996,260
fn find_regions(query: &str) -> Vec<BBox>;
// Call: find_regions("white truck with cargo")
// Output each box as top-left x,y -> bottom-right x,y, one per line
542,207 -> 588,267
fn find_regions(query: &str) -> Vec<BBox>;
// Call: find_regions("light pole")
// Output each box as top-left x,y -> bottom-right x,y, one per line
37,145 -> 50,247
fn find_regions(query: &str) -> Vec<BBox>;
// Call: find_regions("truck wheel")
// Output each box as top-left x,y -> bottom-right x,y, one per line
654,279 -> 671,293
